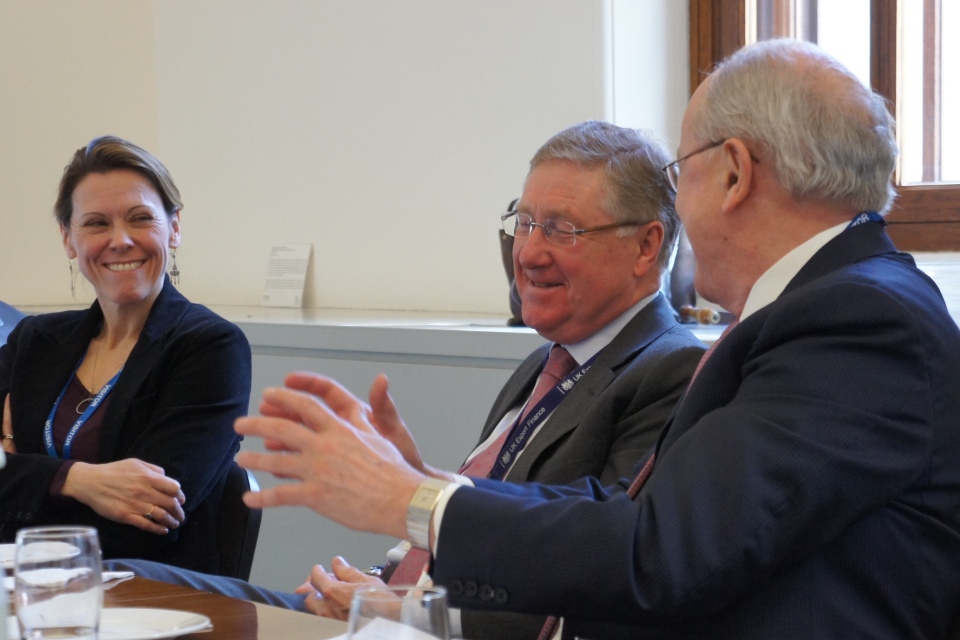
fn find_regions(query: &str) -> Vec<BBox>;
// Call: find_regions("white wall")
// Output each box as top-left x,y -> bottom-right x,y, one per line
0,0 -> 689,314
0,1 -> 159,303
611,0 -> 689,140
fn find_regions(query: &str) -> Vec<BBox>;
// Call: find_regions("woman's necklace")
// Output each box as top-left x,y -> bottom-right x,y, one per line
75,340 -> 101,414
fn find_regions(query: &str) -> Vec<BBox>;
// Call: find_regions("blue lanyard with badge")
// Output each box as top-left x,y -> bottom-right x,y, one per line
488,353 -> 597,480
44,358 -> 122,460
847,211 -> 884,228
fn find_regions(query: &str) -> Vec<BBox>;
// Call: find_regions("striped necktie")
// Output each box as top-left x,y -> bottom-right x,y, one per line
389,345 -> 577,586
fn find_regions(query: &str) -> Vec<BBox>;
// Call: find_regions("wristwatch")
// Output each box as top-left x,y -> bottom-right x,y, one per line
406,478 -> 450,549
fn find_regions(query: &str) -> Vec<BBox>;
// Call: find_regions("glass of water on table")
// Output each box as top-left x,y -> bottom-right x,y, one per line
349,584 -> 450,639
13,526 -> 102,640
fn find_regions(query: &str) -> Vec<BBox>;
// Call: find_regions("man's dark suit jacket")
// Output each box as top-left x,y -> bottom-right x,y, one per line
433,222 -> 960,639
0,278 -> 251,572
460,293 -> 704,640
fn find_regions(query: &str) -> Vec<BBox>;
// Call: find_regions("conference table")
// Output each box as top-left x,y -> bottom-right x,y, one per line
5,573 -> 345,639
100,576 -> 347,639
99,576 -> 347,639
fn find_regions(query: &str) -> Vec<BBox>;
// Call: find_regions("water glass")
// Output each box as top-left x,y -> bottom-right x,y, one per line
13,527 -> 102,640
348,585 -> 450,640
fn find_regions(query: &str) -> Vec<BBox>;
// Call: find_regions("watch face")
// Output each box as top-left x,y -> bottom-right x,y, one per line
408,481 -> 448,548
414,488 -> 442,508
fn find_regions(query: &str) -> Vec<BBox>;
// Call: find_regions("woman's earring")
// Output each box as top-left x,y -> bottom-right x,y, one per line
169,250 -> 180,286
68,259 -> 77,299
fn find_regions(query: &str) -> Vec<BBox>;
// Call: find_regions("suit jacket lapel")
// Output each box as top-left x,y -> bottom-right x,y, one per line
97,277 -> 190,460
504,295 -> 678,481
474,340 -> 547,444
17,307 -> 103,454
784,220 -> 897,296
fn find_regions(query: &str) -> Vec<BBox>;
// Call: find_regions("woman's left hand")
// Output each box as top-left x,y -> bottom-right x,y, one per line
61,459 -> 186,535
2,394 -> 15,454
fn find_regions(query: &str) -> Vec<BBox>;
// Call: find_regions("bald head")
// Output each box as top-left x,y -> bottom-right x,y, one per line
692,39 -> 898,215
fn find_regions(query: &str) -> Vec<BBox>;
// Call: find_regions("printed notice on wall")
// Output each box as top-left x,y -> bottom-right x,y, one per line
262,244 -> 312,308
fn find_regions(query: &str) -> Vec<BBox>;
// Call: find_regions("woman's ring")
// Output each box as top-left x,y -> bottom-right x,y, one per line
144,505 -> 157,521
2,434 -> 13,440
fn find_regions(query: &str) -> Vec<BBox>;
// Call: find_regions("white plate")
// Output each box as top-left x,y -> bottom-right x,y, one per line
3,571 -> 135,591
0,543 -> 14,569
7,607 -> 212,640
15,567 -> 92,588
0,542 -> 80,568
97,608 -> 212,640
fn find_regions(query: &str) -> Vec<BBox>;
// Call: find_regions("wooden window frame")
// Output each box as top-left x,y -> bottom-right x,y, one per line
690,0 -> 960,251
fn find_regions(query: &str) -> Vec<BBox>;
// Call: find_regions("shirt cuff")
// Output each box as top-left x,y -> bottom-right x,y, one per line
430,474 -> 473,556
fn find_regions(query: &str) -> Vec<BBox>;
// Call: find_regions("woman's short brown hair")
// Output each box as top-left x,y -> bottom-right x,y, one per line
55,136 -> 183,226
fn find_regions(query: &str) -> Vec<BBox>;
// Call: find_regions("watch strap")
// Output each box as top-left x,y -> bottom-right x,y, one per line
406,478 -> 450,549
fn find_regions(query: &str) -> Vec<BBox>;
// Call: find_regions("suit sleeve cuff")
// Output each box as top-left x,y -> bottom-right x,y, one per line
430,474 -> 473,556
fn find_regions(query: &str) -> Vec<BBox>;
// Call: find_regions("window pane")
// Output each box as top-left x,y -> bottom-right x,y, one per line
941,1 -> 959,181
900,0 -> 958,185
900,1 -> 924,184
817,1 -> 871,88
748,0 -> 871,87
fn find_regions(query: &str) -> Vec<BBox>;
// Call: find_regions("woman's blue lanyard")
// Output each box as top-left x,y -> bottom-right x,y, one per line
44,357 -> 123,460
488,352 -> 598,480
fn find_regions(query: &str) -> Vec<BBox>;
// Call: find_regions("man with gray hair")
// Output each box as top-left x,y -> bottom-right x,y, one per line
237,39 -> 960,638
287,120 -> 704,638
112,121 -> 704,639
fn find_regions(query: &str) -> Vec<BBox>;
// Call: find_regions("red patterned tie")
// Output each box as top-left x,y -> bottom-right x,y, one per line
459,345 -> 577,478
690,320 -> 738,383
537,322 -> 738,639
389,345 -> 577,585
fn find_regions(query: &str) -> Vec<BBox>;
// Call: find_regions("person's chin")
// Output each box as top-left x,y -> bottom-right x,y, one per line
523,310 -> 566,340
98,284 -> 155,307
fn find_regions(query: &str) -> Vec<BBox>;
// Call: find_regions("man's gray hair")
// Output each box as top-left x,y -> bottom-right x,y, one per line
696,39 -> 898,214
530,121 -> 679,268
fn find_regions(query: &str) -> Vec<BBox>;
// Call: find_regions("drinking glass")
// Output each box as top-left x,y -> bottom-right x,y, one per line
13,526 -> 102,640
348,585 -> 450,640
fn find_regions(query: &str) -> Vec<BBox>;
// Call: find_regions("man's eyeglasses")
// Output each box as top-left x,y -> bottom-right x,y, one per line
660,138 -> 760,192
660,139 -> 727,192
501,211 -> 641,246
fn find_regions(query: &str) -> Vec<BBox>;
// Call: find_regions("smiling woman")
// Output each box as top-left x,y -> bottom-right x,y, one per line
63,170 -> 180,315
0,137 -> 252,573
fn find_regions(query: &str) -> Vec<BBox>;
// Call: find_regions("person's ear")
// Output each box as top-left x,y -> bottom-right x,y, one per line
169,210 -> 182,249
632,221 -> 664,278
718,138 -> 755,214
61,223 -> 77,259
